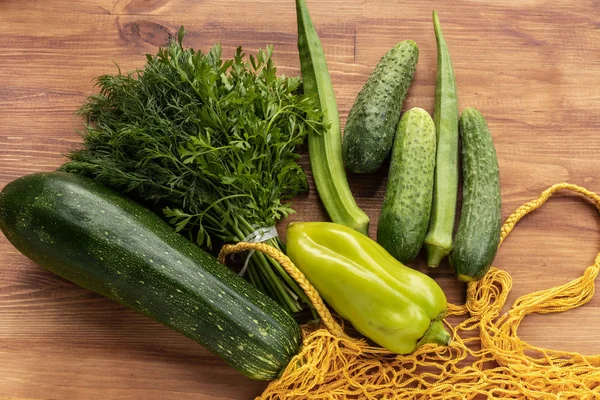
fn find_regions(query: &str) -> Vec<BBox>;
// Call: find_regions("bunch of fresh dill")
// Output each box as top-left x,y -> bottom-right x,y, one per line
61,28 -> 323,314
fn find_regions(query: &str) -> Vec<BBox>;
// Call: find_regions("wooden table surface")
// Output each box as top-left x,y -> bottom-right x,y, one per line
2,0 -> 600,398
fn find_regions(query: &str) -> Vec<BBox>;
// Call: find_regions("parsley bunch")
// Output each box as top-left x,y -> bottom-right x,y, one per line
62,28 -> 323,313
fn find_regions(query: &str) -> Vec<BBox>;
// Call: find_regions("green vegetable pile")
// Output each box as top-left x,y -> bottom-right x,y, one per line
336,11 -> 501,281
61,28 -> 323,313
0,0 -> 505,388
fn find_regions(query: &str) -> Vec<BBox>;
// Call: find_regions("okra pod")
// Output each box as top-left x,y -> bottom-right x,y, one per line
424,10 -> 459,267
295,0 -> 370,234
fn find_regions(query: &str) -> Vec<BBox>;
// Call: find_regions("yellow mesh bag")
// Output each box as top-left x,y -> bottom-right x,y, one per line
218,183 -> 600,399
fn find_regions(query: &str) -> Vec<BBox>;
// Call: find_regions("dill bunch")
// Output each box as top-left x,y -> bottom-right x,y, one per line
61,28 -> 324,314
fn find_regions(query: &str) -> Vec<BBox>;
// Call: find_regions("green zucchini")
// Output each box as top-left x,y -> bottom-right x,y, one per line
377,108 -> 436,263
450,108 -> 502,282
0,172 -> 301,380
342,40 -> 419,174
295,0 -> 370,235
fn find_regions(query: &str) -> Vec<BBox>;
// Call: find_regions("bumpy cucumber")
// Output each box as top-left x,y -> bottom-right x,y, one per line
450,108 -> 502,282
342,40 -> 419,174
0,172 -> 301,380
424,10 -> 460,267
377,108 -> 436,263
295,0 -> 369,234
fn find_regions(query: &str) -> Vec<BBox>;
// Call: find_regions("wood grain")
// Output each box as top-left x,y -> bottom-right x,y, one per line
1,0 -> 600,398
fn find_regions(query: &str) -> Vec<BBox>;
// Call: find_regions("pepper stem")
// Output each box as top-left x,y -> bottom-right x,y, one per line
418,319 -> 452,347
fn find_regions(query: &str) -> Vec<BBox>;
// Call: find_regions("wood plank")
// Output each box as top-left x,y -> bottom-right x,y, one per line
2,0 -> 600,398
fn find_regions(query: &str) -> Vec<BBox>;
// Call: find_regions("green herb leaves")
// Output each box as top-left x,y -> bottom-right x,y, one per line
62,29 -> 323,313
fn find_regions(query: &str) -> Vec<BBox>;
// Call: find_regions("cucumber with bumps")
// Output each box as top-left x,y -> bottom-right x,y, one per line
450,108 -> 502,282
0,172 -> 301,380
342,40 -> 419,174
377,108 -> 436,263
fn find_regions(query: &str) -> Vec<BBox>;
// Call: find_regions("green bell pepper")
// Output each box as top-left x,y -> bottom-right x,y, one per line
286,221 -> 451,354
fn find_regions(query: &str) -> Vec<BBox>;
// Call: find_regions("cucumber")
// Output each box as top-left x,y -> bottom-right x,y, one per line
342,40 -> 419,174
377,108 -> 436,263
0,172 -> 301,380
450,108 -> 502,282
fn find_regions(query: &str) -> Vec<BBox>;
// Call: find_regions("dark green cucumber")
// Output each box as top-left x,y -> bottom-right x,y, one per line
0,172 -> 301,380
450,108 -> 501,282
377,108 -> 436,263
342,40 -> 419,174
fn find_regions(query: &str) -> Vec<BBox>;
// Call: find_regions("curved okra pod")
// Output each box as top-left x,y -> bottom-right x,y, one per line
424,10 -> 460,267
295,0 -> 370,235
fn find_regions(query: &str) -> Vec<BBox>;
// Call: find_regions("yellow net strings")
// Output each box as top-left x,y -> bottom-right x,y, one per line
219,183 -> 600,399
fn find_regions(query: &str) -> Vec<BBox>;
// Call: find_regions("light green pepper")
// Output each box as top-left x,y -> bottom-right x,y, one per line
286,221 -> 451,355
